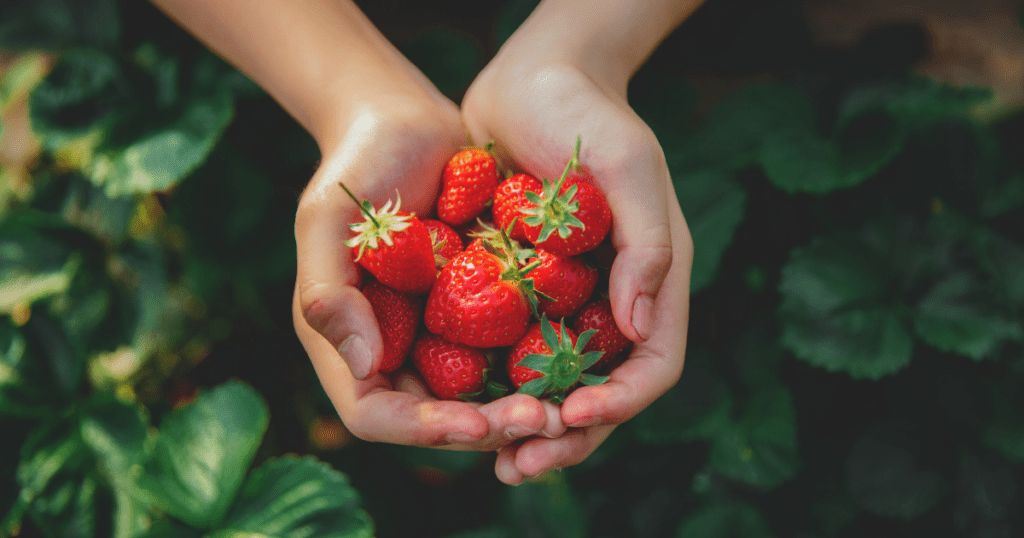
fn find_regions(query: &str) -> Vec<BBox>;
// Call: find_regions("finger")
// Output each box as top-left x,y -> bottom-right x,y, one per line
599,134 -> 673,343
495,444 -> 525,485
562,181 -> 691,427
471,394 -> 547,451
294,289 -> 489,445
539,400 -> 567,439
295,160 -> 381,379
512,425 -> 617,478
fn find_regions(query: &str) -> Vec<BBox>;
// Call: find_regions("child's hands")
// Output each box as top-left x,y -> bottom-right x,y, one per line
460,1 -> 696,483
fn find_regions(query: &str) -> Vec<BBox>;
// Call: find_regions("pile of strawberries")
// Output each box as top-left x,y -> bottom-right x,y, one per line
345,137 -> 631,403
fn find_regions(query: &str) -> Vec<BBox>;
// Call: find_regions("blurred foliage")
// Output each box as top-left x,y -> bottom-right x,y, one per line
3,0 -> 1024,537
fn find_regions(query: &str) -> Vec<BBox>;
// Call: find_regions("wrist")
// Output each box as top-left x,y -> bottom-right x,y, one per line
497,0 -> 704,95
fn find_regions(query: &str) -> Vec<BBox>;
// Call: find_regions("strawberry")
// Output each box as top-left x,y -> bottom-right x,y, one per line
437,146 -> 499,226
423,231 -> 543,348
493,173 -> 541,242
341,184 -> 436,294
520,137 -> 611,256
362,280 -> 421,373
507,316 -> 607,403
572,299 -> 631,374
422,218 -> 464,271
528,249 -> 598,319
412,333 -> 489,400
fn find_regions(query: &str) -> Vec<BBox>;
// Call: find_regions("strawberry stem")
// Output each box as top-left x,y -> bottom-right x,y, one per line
339,182 -> 380,228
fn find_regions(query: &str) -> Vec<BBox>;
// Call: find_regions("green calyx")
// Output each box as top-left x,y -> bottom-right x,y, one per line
519,135 -> 586,244
515,314 -> 608,403
339,182 -> 412,261
476,219 -> 552,317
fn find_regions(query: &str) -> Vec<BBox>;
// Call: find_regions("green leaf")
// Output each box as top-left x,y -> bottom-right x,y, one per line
136,381 -> 269,529
215,455 -> 373,538
836,76 -> 990,130
401,27 -> 482,98
502,473 -> 586,538
672,81 -> 814,173
913,271 -> 1023,360
30,49 -> 123,137
975,230 -> 1024,306
778,235 -> 914,379
709,383 -> 799,489
80,397 -> 151,480
0,254 -> 79,314
632,354 -> 732,444
981,387 -> 1024,464
88,87 -> 234,197
953,453 -> 1017,535
673,170 -> 747,293
26,470 -> 106,538
759,112 -> 905,194
846,423 -> 948,521
0,0 -> 121,50
676,501 -> 775,538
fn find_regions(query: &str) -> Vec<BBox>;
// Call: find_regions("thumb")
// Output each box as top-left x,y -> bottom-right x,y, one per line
601,144 -> 673,343
295,178 -> 382,380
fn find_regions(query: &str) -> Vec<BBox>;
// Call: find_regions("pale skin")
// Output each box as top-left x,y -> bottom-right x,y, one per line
150,0 -> 699,483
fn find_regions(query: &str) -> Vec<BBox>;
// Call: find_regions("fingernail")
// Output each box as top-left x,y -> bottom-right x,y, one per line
504,423 -> 537,439
445,432 -> 479,444
567,416 -> 601,428
631,294 -> 654,341
338,335 -> 372,379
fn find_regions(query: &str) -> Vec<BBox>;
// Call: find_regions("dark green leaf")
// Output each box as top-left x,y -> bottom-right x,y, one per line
401,27 -> 482,98
88,87 -> 234,197
136,381 -> 269,529
953,453 -> 1017,536
836,76 -> 990,130
80,397 -> 151,481
981,387 -> 1024,464
0,0 -> 120,50
779,235 -> 913,379
709,383 -> 799,489
846,423 -> 948,521
672,81 -> 814,173
913,271 -> 1023,360
216,455 -> 373,538
502,473 -> 585,538
30,49 -> 123,137
975,230 -> 1024,306
675,501 -> 775,538
26,470 -> 106,538
673,170 -> 747,292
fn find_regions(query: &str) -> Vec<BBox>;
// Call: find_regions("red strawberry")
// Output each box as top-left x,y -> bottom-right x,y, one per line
342,185 -> 436,294
412,333 -> 489,400
529,249 -> 598,319
520,137 -> 611,256
493,173 -> 541,242
507,316 -> 607,403
424,235 -> 541,348
437,147 -> 499,226
572,299 -> 631,374
362,280 -> 422,373
422,218 -> 464,271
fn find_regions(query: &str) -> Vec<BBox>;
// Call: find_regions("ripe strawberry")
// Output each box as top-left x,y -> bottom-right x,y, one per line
424,233 -> 543,348
493,173 -> 541,242
529,249 -> 598,319
507,316 -> 607,403
437,147 -> 499,226
342,184 -> 436,294
422,218 -> 464,271
412,333 -> 489,400
572,299 -> 631,374
362,280 -> 421,373
520,137 -> 611,256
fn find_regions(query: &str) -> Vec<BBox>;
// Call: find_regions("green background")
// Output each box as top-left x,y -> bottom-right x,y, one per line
2,0 -> 1023,537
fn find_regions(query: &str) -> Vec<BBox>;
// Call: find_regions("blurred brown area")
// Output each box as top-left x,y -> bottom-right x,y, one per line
805,0 -> 1024,119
